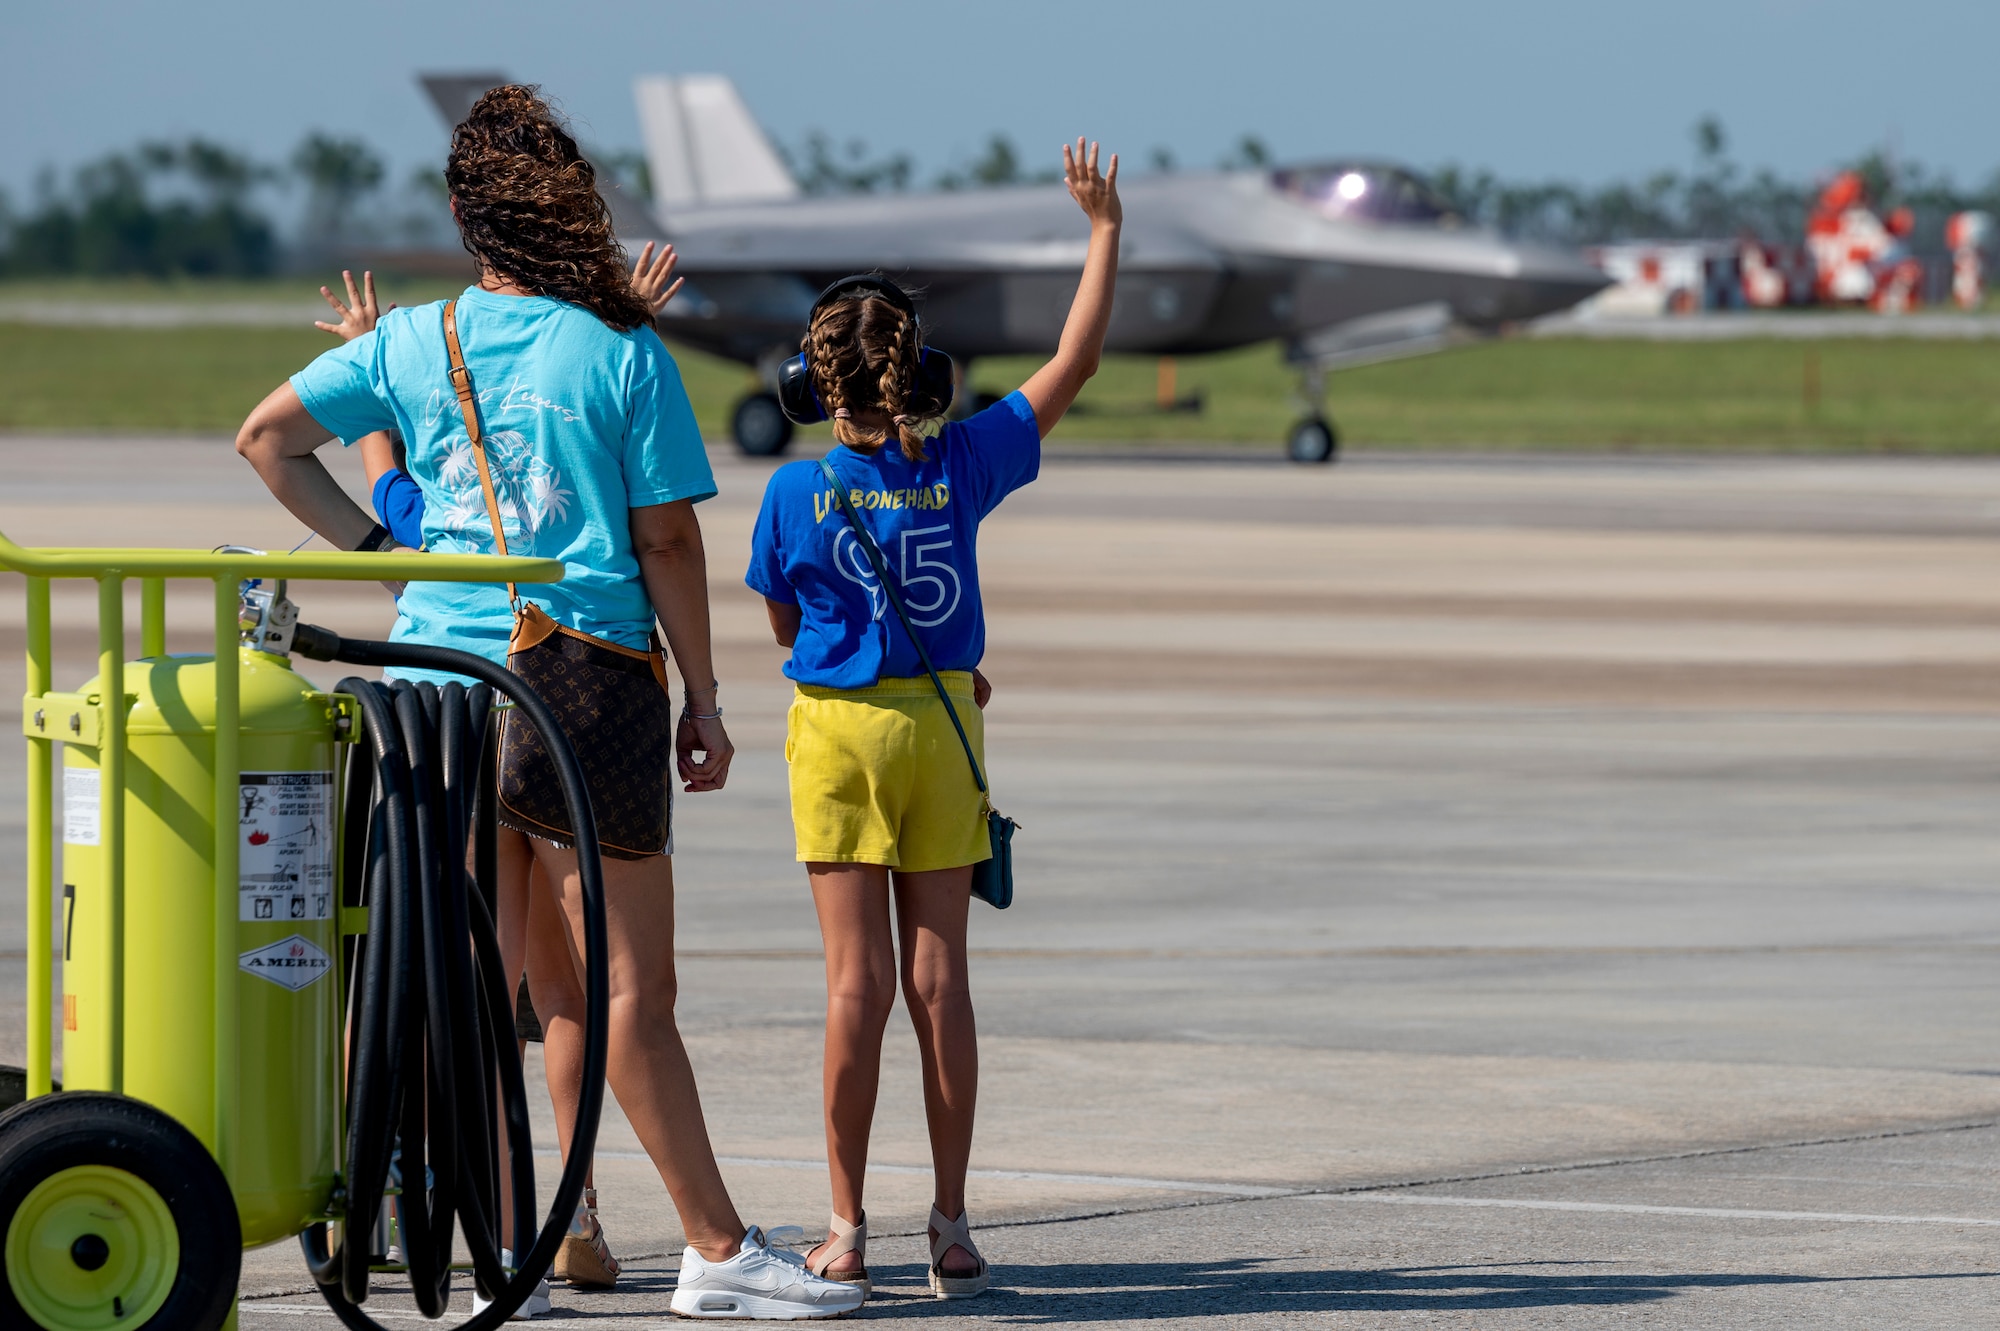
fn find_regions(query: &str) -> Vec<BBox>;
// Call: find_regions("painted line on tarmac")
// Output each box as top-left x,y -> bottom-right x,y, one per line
243,1310 -> 598,1326
674,942 -> 2000,962
1325,1192 -> 2000,1227
538,1148 -> 1293,1197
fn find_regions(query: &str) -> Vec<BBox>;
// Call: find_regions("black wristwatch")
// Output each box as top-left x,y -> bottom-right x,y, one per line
354,523 -> 393,553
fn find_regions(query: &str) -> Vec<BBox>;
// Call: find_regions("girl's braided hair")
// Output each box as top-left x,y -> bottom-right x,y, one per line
445,85 -> 650,332
804,294 -> 939,461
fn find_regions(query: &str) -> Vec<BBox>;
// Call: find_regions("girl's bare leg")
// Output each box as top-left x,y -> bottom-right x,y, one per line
802,864 -> 897,1275
892,865 -> 980,1276
538,843 -> 745,1261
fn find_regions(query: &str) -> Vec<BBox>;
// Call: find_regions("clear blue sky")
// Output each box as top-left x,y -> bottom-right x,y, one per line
9,0 -> 1999,199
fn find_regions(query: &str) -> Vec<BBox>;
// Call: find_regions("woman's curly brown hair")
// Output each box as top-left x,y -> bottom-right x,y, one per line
804,295 -> 938,461
446,85 -> 649,331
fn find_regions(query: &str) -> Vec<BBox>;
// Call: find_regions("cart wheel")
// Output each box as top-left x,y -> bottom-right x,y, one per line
0,1093 -> 238,1330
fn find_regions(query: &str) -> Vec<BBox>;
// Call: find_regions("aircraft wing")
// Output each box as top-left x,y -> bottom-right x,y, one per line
655,184 -> 1221,275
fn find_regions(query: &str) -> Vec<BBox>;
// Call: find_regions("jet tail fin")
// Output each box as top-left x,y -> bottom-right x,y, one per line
634,75 -> 799,212
418,72 -> 510,129
415,72 -> 667,242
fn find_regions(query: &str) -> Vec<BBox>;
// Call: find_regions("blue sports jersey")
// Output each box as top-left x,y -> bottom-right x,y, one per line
745,392 -> 1040,688
291,286 -> 715,680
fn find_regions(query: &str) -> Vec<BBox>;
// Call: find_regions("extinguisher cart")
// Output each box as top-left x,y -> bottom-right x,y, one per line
0,526 -> 608,1331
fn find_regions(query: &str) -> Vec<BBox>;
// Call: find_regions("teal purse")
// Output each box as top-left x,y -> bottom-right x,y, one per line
818,458 -> 1015,908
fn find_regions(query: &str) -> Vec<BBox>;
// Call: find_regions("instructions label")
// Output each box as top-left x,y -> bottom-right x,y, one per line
63,768 -> 100,846
239,934 -> 332,991
239,771 -> 334,923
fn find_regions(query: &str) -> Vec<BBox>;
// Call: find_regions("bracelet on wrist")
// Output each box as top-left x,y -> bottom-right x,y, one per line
684,680 -> 720,698
353,523 -> 393,553
683,708 -> 723,722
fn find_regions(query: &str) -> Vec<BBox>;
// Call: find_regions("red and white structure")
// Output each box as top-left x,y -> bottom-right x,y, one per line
1575,169 -> 1989,319
1945,210 -> 1991,310
1801,170 -> 1924,312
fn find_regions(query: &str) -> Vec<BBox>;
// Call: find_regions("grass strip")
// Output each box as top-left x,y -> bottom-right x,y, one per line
3,323 -> 1998,452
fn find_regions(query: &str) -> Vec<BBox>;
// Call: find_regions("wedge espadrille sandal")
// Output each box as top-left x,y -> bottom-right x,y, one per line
806,1211 -> 870,1298
553,1188 -> 620,1289
926,1206 -> 990,1299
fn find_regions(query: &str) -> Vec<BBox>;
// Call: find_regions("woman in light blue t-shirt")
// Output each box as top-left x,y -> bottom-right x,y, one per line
235,85 -> 862,1320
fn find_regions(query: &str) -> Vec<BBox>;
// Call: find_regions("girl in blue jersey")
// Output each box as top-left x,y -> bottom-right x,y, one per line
746,139 -> 1121,1300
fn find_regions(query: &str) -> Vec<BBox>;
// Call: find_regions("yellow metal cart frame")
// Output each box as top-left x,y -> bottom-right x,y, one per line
2,526 -> 561,1329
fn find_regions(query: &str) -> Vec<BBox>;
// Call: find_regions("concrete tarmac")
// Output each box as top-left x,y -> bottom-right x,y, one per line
0,437 -> 1996,1327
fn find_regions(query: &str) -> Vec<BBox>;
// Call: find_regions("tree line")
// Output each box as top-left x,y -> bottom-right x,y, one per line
0,134 -> 448,278
1430,119 -> 2000,253
5,118 -> 1995,278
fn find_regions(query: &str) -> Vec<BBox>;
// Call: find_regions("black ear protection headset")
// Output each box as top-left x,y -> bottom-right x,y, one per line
778,275 -> 956,426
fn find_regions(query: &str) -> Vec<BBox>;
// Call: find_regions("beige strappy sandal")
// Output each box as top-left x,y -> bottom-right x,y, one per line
927,1206 -> 990,1299
806,1211 -> 870,1298
553,1187 -> 621,1289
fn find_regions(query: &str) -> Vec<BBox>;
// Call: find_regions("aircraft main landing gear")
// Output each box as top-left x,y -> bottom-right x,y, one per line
732,391 -> 794,457
1287,415 -> 1339,464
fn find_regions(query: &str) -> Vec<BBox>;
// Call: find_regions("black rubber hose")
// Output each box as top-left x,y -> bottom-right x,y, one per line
295,631 -> 609,1330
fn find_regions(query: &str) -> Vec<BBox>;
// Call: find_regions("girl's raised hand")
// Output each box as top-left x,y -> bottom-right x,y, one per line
1063,138 -> 1121,227
314,269 -> 393,341
630,240 -> 685,317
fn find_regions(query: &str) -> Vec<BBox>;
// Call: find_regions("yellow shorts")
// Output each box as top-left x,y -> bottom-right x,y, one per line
786,673 -> 991,872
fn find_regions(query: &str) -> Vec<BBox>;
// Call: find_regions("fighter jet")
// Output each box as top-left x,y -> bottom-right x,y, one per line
421,74 -> 1608,462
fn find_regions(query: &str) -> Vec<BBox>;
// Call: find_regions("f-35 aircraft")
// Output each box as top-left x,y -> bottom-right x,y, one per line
422,74 -> 1607,461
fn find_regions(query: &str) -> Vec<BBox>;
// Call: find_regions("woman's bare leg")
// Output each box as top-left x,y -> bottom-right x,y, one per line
893,865 -> 980,1276
524,867 -> 594,1192
538,843 -> 744,1261
802,864 -> 897,1275
490,826 -> 536,1255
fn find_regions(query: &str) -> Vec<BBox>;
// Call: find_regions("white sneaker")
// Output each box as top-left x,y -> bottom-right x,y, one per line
471,1248 -> 553,1320
670,1225 -> 867,1320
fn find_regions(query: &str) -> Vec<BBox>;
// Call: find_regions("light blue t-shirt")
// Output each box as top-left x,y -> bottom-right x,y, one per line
745,391 -> 1040,688
291,287 -> 715,675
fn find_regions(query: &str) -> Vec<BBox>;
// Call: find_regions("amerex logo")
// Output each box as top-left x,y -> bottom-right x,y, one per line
238,934 -> 332,992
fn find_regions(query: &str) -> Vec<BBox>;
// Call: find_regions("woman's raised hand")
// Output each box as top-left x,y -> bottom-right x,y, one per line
630,240 -> 685,317
315,269 -> 393,340
1063,138 -> 1121,228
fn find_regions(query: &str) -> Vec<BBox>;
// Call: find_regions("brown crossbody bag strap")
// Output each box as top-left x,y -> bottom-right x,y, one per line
443,299 -> 519,610
440,298 -> 676,859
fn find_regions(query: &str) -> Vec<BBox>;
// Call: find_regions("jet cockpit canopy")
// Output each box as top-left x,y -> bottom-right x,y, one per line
1272,162 -> 1459,226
